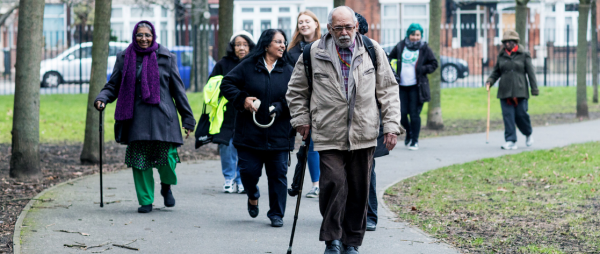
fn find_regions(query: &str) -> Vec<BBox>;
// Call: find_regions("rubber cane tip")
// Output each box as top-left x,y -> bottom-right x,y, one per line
100,203 -> 104,208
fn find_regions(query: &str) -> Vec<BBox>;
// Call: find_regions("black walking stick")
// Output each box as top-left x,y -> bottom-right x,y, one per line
287,135 -> 311,254
99,108 -> 104,207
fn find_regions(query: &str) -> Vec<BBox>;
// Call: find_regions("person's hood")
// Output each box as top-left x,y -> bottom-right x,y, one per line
226,30 -> 256,58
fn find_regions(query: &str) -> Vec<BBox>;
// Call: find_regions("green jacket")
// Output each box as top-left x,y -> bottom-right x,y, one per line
486,45 -> 539,99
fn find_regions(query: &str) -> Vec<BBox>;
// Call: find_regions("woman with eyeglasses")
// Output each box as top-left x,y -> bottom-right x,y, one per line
94,21 -> 195,213
287,10 -> 322,199
209,31 -> 256,194
220,29 -> 295,227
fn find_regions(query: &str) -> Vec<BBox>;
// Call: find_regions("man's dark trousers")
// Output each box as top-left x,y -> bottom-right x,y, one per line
237,147 -> 288,219
319,147 -> 375,247
500,98 -> 532,142
367,159 -> 377,225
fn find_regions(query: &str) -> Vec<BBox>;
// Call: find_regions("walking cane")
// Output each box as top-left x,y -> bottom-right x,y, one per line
99,108 -> 104,207
486,88 -> 491,144
287,136 -> 310,254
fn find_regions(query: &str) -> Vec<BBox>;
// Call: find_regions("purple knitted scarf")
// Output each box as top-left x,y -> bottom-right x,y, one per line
115,21 -> 160,121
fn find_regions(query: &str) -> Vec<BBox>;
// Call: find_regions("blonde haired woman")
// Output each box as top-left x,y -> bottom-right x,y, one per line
288,10 -> 322,61
287,10 -> 322,198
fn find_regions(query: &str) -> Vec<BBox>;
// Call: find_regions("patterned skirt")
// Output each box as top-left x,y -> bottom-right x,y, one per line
125,141 -> 180,170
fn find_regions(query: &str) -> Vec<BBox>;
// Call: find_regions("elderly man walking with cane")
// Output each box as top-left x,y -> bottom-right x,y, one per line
286,6 -> 401,254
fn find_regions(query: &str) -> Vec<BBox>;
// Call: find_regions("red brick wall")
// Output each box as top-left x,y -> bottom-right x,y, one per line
346,0 -> 381,42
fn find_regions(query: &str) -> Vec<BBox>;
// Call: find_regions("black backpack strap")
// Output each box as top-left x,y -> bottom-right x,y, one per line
303,42 -> 314,93
361,34 -> 378,72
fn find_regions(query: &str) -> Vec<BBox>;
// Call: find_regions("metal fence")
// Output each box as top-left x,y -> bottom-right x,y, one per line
0,23 -> 598,96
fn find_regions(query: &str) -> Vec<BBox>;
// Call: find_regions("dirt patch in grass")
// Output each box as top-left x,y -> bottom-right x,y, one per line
0,139 -> 218,253
384,142 -> 600,253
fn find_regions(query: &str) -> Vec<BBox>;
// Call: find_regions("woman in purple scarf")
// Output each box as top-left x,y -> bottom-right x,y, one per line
95,21 -> 196,213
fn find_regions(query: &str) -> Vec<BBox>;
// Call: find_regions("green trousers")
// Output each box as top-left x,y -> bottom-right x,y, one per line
132,147 -> 179,206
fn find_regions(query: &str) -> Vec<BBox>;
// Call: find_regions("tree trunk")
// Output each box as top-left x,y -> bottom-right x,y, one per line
80,0 -> 111,164
515,0 -> 530,44
426,0 -> 444,130
576,1 -> 590,118
334,0 -> 346,7
192,0 -> 210,92
592,0 -> 598,103
10,0 -> 45,180
218,0 -> 233,59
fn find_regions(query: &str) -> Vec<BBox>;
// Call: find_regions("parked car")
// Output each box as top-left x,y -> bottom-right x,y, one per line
382,44 -> 469,83
40,42 -> 129,87
41,42 -> 216,89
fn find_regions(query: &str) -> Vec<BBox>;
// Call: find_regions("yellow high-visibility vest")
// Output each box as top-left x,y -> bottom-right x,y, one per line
203,75 -> 228,135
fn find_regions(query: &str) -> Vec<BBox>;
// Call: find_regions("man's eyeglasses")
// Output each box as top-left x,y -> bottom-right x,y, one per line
272,40 -> 288,46
331,26 -> 355,33
235,44 -> 249,48
136,33 -> 153,39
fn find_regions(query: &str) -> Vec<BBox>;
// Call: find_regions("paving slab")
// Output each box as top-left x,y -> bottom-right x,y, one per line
16,119 -> 600,254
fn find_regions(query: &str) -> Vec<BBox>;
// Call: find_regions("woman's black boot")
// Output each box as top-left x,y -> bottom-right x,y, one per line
138,204 -> 152,213
161,183 -> 175,207
247,199 -> 259,218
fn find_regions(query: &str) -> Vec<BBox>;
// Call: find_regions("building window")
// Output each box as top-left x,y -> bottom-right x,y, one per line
381,4 -> 400,47
306,7 -> 328,34
279,7 -> 290,13
544,17 -> 555,44
112,7 -> 123,18
260,8 -> 272,13
242,7 -> 254,13
162,7 -> 168,17
261,20 -> 271,33
131,7 -> 154,17
402,4 -> 428,41
161,21 -> 168,46
111,22 -> 124,42
243,20 -> 254,36
565,4 -> 578,12
278,17 -> 291,39
43,4 -> 66,48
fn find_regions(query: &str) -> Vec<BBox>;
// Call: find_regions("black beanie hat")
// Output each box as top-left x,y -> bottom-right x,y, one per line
355,13 -> 368,35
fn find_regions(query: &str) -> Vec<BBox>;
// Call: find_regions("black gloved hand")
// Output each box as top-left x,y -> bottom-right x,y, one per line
270,102 -> 284,117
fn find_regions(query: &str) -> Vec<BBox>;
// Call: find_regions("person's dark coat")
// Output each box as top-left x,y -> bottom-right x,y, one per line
486,45 -> 539,99
209,55 -> 242,145
389,40 -> 438,103
96,44 -> 195,145
288,41 -> 306,65
220,56 -> 295,151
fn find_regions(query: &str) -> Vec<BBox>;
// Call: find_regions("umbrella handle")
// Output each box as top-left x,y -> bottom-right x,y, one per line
253,112 -> 276,128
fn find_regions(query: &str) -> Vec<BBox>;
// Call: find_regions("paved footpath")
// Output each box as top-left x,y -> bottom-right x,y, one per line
16,119 -> 600,254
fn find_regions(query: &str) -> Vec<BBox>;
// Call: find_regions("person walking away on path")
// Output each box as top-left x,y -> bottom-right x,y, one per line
389,23 -> 438,151
210,30 -> 256,194
220,29 -> 295,228
353,12 -> 392,232
286,6 -> 402,253
485,29 -> 539,150
94,21 -> 195,213
288,10 -> 322,198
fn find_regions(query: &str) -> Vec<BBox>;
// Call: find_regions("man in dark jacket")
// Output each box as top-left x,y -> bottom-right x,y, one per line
209,30 -> 255,194
486,29 -> 539,150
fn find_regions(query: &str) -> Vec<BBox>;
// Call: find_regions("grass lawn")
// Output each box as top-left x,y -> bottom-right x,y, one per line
0,93 -> 205,143
0,86 -> 598,143
421,86 -> 600,121
384,142 -> 600,253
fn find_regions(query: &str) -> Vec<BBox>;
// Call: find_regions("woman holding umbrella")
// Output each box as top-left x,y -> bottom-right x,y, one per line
220,29 -> 295,227
94,21 -> 195,213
